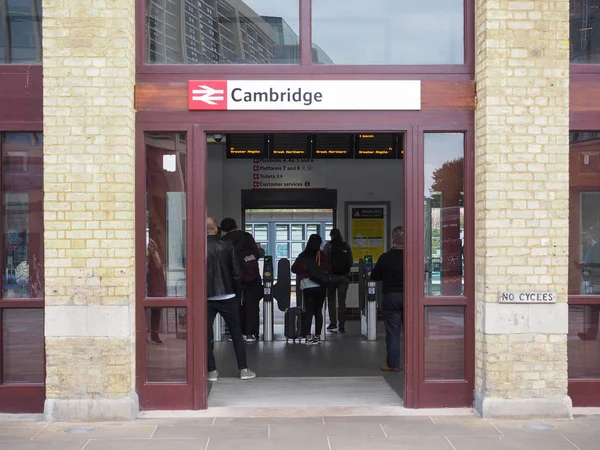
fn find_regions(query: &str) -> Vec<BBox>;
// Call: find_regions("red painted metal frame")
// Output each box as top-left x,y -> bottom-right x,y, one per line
566,116 -> 600,407
136,109 -> 474,409
413,123 -> 475,408
0,123 -> 45,413
135,0 -> 475,77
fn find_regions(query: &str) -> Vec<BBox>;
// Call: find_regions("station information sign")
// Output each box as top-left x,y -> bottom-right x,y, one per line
269,134 -> 311,159
312,133 -> 354,159
225,133 -> 404,159
354,133 -> 400,159
226,134 -> 268,159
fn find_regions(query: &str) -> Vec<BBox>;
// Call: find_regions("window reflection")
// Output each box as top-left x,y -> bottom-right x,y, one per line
146,307 -> 187,382
2,308 -> 44,383
569,132 -> 600,296
424,306 -> 465,380
570,0 -> 600,63
146,0 -> 300,64
0,0 -> 42,64
568,305 -> 600,377
146,132 -> 187,298
312,0 -> 464,65
2,133 -> 43,299
424,133 -> 465,296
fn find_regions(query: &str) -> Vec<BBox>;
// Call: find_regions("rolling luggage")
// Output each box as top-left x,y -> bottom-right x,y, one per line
284,307 -> 302,343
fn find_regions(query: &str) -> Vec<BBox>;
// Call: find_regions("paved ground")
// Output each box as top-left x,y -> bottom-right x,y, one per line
0,415 -> 599,450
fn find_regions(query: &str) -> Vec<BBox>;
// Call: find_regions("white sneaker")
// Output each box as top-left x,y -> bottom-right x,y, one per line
244,335 -> 257,342
208,370 -> 218,382
240,368 -> 256,380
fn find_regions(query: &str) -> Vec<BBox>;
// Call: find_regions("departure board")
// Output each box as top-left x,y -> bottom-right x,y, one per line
312,133 -> 353,159
354,133 -> 400,159
226,134 -> 268,159
269,134 -> 310,159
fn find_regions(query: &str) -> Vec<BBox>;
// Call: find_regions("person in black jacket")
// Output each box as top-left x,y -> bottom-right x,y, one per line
221,217 -> 265,341
370,226 -> 404,372
323,228 -> 353,333
206,217 -> 256,382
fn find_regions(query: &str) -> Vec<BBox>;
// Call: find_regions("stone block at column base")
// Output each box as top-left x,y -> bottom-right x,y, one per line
475,393 -> 573,419
44,393 -> 139,422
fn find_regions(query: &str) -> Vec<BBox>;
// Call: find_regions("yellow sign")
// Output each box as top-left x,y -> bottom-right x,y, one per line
351,208 -> 385,262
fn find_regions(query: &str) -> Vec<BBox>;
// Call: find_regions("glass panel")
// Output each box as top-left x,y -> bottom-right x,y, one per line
146,307 -> 187,382
2,308 -> 44,383
568,305 -> 600,378
291,242 -> 303,259
276,242 -> 289,259
146,0 -> 300,64
569,132 -> 600,295
570,0 -> 600,64
276,224 -> 289,240
146,132 -> 187,298
254,224 -> 268,241
0,0 -> 42,64
312,0 -> 464,65
2,133 -> 44,299
291,224 -> 304,241
307,224 -> 318,236
245,225 -> 253,233
576,192 -> 600,295
424,133 -> 465,296
424,306 -> 465,380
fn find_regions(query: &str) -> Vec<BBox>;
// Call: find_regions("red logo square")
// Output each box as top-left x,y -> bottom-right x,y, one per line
188,80 -> 228,110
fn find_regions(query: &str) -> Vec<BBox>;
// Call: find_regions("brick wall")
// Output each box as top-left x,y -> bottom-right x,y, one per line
474,0 -> 571,416
42,0 -> 137,420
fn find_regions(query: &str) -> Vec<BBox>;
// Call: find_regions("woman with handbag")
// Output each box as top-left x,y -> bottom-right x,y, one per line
291,234 -> 331,345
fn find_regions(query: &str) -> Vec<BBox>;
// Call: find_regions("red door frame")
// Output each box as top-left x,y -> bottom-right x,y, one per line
136,109 -> 474,409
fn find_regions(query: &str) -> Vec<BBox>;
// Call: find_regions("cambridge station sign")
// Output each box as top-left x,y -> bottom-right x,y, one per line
188,80 -> 421,111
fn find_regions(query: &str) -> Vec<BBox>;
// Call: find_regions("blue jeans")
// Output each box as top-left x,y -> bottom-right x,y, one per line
382,293 -> 404,369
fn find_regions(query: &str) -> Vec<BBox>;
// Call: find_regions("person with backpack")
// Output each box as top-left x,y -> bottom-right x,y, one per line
292,234 -> 331,345
221,217 -> 265,342
323,228 -> 353,333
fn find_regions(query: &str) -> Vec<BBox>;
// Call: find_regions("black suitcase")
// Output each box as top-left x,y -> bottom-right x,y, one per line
284,307 -> 302,343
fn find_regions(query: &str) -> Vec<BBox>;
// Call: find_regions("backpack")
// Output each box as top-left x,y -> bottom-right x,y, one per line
238,251 -> 261,286
329,241 -> 352,275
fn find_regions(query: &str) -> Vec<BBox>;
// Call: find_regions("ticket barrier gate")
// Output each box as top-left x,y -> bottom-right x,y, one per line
262,256 -> 291,341
359,256 -> 378,341
262,256 -> 274,341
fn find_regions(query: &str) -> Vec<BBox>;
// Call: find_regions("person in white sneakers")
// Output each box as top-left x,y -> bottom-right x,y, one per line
206,217 -> 256,382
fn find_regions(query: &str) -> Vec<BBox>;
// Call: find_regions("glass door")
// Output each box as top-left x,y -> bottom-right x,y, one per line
136,127 -> 196,410
411,126 -> 474,407
568,131 -> 600,406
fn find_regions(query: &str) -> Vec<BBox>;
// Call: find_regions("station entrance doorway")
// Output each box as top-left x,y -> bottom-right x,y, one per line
137,121 -> 473,411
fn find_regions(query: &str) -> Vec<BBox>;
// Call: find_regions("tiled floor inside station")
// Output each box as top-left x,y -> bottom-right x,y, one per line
210,319 -> 406,408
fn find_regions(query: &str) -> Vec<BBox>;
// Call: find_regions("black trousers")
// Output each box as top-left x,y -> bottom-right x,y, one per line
301,287 -> 326,337
240,284 -> 263,336
382,292 -> 404,370
207,297 -> 248,372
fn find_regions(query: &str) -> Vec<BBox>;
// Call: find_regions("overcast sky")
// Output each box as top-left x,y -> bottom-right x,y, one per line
243,0 -> 463,64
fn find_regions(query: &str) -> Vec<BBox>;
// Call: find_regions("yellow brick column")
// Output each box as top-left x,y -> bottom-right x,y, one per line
474,0 -> 571,418
42,0 -> 137,420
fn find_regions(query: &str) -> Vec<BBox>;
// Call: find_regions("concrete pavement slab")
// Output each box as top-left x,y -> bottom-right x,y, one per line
268,423 -> 386,439
329,436 -> 454,450
85,439 -> 210,450
447,435 -> 578,450
152,424 -> 268,439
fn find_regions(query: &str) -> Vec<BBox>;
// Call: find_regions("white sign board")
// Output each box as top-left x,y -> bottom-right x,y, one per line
188,80 -> 421,111
498,292 -> 557,304
251,158 -> 326,189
